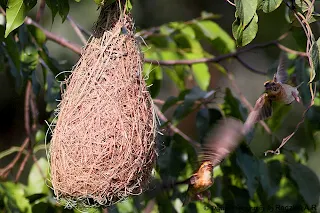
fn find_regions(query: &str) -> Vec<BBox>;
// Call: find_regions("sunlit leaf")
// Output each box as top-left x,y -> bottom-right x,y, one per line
235,0 -> 258,26
5,0 -> 36,37
27,25 -> 46,45
261,0 -> 283,13
27,158 -> 49,195
0,182 -> 32,213
232,9 -> 258,47
184,52 -> 210,90
194,20 -> 235,52
143,61 -> 162,98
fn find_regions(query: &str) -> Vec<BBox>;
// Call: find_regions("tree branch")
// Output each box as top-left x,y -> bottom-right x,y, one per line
67,15 -> 87,45
24,17 -> 83,54
154,106 -> 201,151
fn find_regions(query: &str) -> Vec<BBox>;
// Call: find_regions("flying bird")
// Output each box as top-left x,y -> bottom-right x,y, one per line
174,118 -> 244,205
243,52 -> 303,133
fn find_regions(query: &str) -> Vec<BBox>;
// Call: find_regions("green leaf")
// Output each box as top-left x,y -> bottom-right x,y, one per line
45,0 -> 58,23
222,88 -> 247,121
196,108 -> 222,143
20,45 -> 39,73
261,0 -> 283,13
143,62 -> 162,98
57,0 -> 69,22
194,20 -> 235,52
5,0 -> 36,37
27,158 -> 49,195
27,25 -> 46,45
93,0 -> 104,5
0,182 -> 32,213
172,87 -> 212,125
162,96 -> 179,112
266,102 -> 291,132
46,0 -> 69,22
259,160 -> 282,198
235,146 -> 260,198
288,163 -> 320,207
184,53 -> 210,90
235,0 -> 258,26
174,34 -> 202,53
232,7 -> 258,47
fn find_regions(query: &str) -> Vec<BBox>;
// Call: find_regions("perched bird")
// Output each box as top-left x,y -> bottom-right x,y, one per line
175,118 -> 244,205
244,52 -> 303,132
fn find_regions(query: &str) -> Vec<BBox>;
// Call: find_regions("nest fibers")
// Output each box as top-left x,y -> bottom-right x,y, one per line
48,3 -> 157,207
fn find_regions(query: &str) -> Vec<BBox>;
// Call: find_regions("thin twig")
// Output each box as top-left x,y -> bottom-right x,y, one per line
143,199 -> 156,213
15,151 -> 30,182
32,155 -> 46,179
154,105 -> 201,151
143,33 -> 306,68
25,17 -> 82,54
24,81 -> 32,139
0,138 -> 30,179
67,15 -> 87,45
234,56 -> 266,75
36,0 -> 46,23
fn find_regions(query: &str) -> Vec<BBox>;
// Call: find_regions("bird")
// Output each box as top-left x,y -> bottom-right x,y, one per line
174,118 -> 244,205
243,52 -> 303,133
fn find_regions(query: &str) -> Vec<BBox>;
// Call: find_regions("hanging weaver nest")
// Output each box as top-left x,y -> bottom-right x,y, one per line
47,2 -> 157,207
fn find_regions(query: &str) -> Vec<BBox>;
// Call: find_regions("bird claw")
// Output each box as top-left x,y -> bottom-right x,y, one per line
196,193 -> 204,201
204,190 -> 211,200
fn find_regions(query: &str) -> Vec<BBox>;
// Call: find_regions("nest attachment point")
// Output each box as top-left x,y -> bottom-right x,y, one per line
48,3 -> 157,207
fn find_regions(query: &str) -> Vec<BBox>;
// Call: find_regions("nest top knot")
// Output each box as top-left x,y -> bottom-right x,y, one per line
48,3 -> 157,207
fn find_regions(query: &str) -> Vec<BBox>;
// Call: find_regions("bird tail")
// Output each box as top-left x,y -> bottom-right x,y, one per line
296,81 -> 304,89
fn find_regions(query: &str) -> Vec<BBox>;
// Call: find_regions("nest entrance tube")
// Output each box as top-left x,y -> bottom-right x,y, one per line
48,2 -> 157,207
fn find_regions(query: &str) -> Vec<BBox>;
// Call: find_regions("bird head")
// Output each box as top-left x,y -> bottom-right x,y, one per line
264,81 -> 281,95
198,161 -> 214,173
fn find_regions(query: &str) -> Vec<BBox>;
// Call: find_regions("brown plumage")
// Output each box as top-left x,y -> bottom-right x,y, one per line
179,118 -> 244,205
244,52 -> 302,133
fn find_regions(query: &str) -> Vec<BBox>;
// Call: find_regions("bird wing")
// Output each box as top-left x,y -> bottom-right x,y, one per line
200,118 -> 244,168
275,51 -> 289,84
243,93 -> 272,134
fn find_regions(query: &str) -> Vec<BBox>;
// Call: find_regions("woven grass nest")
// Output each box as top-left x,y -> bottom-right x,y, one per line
48,2 -> 157,207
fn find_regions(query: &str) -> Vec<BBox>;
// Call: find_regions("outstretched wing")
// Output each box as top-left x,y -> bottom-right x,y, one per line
200,118 -> 244,167
275,51 -> 289,84
243,93 -> 272,134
